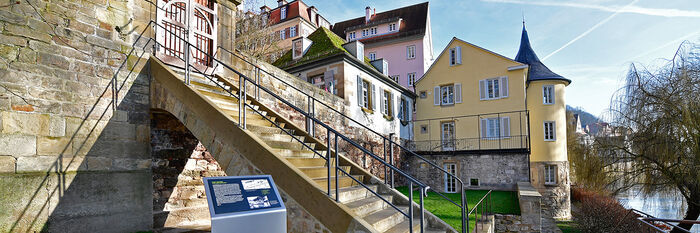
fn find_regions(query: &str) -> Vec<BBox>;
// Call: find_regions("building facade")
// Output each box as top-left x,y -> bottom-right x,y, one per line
332,2 -> 434,92
259,0 -> 331,59
273,27 -> 415,140
409,26 -> 572,219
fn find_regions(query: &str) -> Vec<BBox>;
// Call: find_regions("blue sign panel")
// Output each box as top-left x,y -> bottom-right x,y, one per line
204,176 -> 283,215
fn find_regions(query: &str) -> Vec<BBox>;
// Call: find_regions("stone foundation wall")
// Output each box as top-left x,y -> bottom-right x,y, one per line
495,214 -> 538,233
530,161 -> 571,220
403,152 -> 530,192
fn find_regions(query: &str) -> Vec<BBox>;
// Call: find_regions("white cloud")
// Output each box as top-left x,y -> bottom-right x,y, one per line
481,0 -> 700,18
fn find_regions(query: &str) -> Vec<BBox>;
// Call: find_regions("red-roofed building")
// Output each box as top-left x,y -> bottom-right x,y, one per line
259,0 -> 331,58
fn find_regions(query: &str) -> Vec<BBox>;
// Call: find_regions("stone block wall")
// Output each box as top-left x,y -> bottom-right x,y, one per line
403,152 -> 530,192
530,161 -> 572,220
494,214 -> 538,233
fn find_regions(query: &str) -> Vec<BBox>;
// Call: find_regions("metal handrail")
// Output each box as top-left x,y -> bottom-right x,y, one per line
630,209 -> 695,233
218,46 -> 470,232
467,190 -> 492,233
152,21 -> 431,232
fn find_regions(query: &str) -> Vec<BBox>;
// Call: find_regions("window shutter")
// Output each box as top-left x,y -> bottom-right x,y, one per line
324,70 -> 334,93
479,80 -> 486,100
391,92 -> 396,117
371,83 -> 376,110
552,122 -> 556,140
434,86 -> 440,105
379,87 -> 385,114
407,99 -> 412,121
455,83 -> 462,103
456,46 -> 462,64
500,76 -> 508,97
480,118 -> 487,138
501,117 -> 510,138
357,76 -> 363,107
397,97 -> 403,119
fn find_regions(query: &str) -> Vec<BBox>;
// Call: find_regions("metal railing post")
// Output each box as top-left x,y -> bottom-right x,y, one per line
334,133 -> 339,202
477,115 -> 481,151
409,182 -> 414,233
255,67 -> 260,100
327,130 -> 331,196
462,182 -> 467,233
238,75 -> 245,129
498,113 -> 502,150
306,96 -> 314,137
420,187 -> 425,233
389,133 -> 395,188
383,137 -> 388,185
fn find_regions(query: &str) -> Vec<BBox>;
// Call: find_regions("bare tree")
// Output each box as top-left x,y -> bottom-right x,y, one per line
598,41 -> 700,232
234,0 -> 283,62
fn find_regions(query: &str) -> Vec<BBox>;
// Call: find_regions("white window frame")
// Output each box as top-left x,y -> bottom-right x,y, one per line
289,26 -> 296,37
362,29 -> 368,37
280,7 -> 286,19
543,85 -> 555,105
444,163 -> 457,193
399,98 -> 409,121
544,164 -> 557,185
368,52 -> 376,61
361,80 -> 370,109
382,91 -> 391,116
348,32 -> 355,40
407,45 -> 416,59
371,27 -> 377,35
441,121 -> 455,150
440,85 -> 454,105
486,78 -> 500,99
292,40 -> 302,59
279,29 -> 285,40
408,73 -> 416,86
389,23 -> 397,31
544,121 -> 556,141
390,75 -> 399,83
486,118 -> 500,139
449,46 -> 461,66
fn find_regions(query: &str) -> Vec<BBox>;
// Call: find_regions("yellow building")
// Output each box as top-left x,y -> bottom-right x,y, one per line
410,25 -> 571,219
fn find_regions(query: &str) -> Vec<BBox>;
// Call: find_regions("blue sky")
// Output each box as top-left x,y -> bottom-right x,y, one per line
253,0 -> 700,116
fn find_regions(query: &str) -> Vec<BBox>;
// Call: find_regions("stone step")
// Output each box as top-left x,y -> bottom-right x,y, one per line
190,79 -> 231,92
346,195 -> 394,217
236,117 -> 282,128
273,148 -> 326,158
364,206 -> 409,232
385,220 -> 444,233
198,89 -> 246,103
205,96 -> 255,110
220,108 -> 268,118
313,175 -> 363,189
286,157 -> 332,167
336,185 -> 379,203
163,198 -> 209,211
253,132 -> 305,143
265,140 -> 316,151
154,206 -> 211,232
298,166 -> 351,179
246,124 -> 294,135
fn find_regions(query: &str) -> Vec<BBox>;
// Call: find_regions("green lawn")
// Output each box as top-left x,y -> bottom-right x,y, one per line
556,220 -> 580,233
396,187 -> 520,231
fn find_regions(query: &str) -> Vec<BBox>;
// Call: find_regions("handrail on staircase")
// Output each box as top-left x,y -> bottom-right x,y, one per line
150,20 -> 433,232
216,46 -> 469,232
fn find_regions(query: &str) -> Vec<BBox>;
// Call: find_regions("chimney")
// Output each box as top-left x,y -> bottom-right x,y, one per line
365,6 -> 371,23
370,59 -> 389,75
260,5 -> 271,13
277,0 -> 287,7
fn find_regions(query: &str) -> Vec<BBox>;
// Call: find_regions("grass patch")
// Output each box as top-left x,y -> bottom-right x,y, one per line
396,187 -> 520,231
556,220 -> 580,233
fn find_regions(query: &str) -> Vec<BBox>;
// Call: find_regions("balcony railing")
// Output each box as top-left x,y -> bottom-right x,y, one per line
408,110 -> 530,153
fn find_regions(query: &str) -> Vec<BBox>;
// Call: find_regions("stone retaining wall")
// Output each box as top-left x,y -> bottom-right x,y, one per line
495,214 -> 538,233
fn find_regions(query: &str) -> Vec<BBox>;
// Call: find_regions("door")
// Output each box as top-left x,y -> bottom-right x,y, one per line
441,121 -> 455,150
157,0 -> 217,69
444,163 -> 457,193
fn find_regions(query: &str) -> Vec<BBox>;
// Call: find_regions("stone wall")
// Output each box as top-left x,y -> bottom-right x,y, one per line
530,161 -> 572,220
495,214 -> 538,233
403,152 -> 530,192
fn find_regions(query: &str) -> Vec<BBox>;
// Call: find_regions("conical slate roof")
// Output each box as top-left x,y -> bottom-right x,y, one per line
515,25 -> 571,84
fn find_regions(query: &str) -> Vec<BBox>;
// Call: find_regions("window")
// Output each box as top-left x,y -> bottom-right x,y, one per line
441,121 -> 455,150
389,23 -> 397,31
449,46 -> 462,65
382,91 -> 392,117
280,7 -> 286,19
371,27 -> 377,35
362,29 -> 368,37
348,32 -> 356,40
399,98 -> 409,121
543,85 -> 555,105
444,163 -> 457,193
279,29 -> 285,40
419,91 -> 427,99
440,85 -> 454,105
292,40 -> 302,59
407,45 -> 416,59
368,52 -> 376,61
408,73 -> 416,86
479,77 -> 508,100
289,26 -> 296,37
544,121 -> 556,141
361,80 -> 370,109
470,178 -> 480,187
420,125 -> 428,134
544,164 -> 557,185
390,75 -> 399,83
480,117 -> 510,139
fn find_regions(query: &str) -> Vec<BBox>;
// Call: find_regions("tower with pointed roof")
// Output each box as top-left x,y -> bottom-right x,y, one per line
516,24 -> 572,219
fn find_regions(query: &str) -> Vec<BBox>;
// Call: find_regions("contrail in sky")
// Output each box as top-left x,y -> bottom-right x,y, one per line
628,30 -> 700,62
481,0 -> 700,18
541,0 -> 640,61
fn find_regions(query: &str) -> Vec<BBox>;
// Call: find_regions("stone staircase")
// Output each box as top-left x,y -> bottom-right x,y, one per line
181,73 -> 449,233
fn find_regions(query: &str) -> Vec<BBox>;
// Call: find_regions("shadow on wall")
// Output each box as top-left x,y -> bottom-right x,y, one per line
4,58 -> 153,232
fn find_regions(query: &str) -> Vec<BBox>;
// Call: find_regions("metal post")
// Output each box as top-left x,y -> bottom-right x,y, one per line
420,187 -> 425,233
498,113 -> 502,150
334,133 -> 339,202
242,78 -> 247,129
238,75 -> 245,129
462,182 -> 467,233
389,133 -> 395,188
383,137 -> 388,185
327,130 -> 331,197
306,96 -> 314,137
112,75 -> 117,110
255,67 -> 260,100
409,182 -> 414,233
477,115 -> 481,151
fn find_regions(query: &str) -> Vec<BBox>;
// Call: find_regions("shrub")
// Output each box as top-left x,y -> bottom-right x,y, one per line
573,188 -> 650,233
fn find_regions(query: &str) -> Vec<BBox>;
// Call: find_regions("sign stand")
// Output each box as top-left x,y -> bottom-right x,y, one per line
203,175 -> 287,233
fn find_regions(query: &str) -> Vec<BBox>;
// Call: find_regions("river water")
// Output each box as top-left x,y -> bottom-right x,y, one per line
617,188 -> 699,232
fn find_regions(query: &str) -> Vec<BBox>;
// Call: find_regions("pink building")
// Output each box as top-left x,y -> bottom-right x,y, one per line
332,2 -> 434,92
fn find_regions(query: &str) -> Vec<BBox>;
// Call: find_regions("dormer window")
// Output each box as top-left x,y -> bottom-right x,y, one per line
348,32 -> 356,40
281,7 -> 287,19
389,23 -> 397,31
370,27 -> 377,35
293,40 -> 302,59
